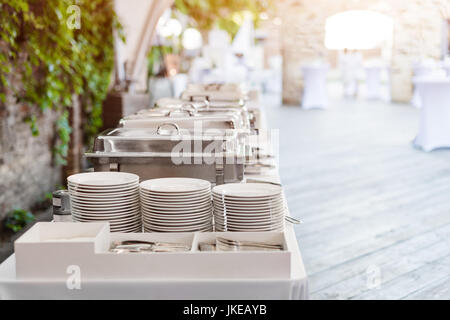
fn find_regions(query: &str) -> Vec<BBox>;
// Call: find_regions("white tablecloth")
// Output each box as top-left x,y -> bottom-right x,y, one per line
301,65 -> 328,109
413,77 -> 450,151
411,65 -> 435,108
0,105 -> 309,300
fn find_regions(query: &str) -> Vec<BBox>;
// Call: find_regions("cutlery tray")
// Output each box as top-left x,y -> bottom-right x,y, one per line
15,222 -> 292,280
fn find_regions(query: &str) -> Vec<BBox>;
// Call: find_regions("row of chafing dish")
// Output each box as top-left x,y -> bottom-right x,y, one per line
85,83 -> 271,185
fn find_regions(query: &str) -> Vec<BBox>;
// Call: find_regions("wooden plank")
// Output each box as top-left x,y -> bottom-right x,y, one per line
402,276 -> 450,300
354,254 -> 450,300
262,92 -> 450,299
309,222 -> 450,295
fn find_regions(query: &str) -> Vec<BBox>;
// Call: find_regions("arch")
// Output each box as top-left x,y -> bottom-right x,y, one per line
324,10 -> 393,51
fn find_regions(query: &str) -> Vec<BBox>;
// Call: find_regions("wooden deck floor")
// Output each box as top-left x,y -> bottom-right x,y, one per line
263,93 -> 450,300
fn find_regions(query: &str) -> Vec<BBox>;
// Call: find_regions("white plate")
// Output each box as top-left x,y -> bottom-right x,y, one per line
140,178 -> 211,193
111,226 -> 143,233
214,212 -> 284,221
140,188 -> 211,198
140,188 -> 211,197
213,206 -> 285,215
212,183 -> 281,198
73,219 -> 141,228
71,202 -> 140,211
212,201 -> 284,210
212,196 -> 283,205
68,187 -> 139,196
212,193 -> 282,202
214,216 -> 284,226
141,202 -> 211,212
142,207 -> 212,215
143,212 -> 210,220
69,198 -> 140,207
68,182 -> 139,192
140,200 -> 212,209
215,226 -> 283,232
140,195 -> 211,204
72,209 -> 141,217
72,207 -> 140,216
144,222 -> 212,232
144,227 -> 212,233
69,189 -> 139,199
70,198 -> 140,207
68,172 -> 139,187
143,215 -> 212,224
74,220 -> 142,229
72,212 -> 141,222
143,217 -> 212,227
143,212 -> 211,221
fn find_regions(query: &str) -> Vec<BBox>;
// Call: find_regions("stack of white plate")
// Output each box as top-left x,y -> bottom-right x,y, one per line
68,172 -> 141,233
212,183 -> 285,232
140,178 -> 213,232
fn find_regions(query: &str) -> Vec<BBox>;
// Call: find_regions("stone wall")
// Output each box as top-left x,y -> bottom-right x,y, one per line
276,0 -> 450,104
0,85 -> 61,221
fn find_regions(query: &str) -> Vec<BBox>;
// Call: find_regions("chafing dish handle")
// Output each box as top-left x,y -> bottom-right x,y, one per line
180,103 -> 199,113
188,94 -> 210,102
215,162 -> 224,185
168,109 -> 195,117
156,122 -> 180,135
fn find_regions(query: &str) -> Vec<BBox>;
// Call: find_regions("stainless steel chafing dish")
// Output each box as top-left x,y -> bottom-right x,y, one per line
150,99 -> 251,130
181,83 -> 248,103
178,86 -> 263,131
120,108 -> 244,131
85,126 -> 245,185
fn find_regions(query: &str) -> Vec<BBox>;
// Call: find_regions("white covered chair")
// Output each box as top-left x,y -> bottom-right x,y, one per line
301,64 -> 329,109
413,77 -> 450,151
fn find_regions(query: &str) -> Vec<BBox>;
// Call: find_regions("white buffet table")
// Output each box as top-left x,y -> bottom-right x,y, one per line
0,172 -> 308,300
0,104 -> 309,300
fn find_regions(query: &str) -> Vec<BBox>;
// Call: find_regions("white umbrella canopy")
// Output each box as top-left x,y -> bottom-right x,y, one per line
324,10 -> 393,50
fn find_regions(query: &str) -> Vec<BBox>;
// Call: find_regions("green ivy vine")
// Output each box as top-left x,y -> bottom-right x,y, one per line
0,0 -> 123,165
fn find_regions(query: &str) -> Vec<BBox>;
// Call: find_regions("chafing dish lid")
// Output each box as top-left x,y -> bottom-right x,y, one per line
86,127 -> 245,156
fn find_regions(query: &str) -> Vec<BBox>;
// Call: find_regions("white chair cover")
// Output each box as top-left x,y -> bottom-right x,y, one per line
413,77 -> 450,151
